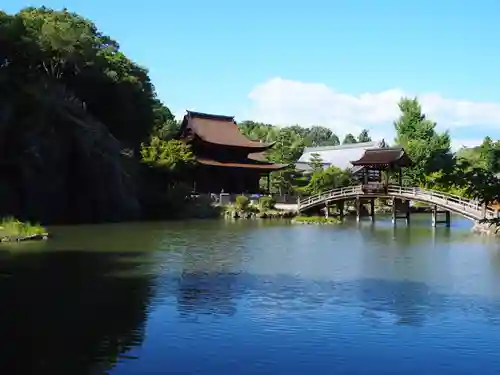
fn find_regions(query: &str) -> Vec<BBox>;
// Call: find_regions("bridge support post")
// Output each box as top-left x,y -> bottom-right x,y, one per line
369,198 -> 375,221
392,198 -> 410,225
391,199 -> 396,225
337,201 -> 345,221
324,202 -> 329,218
356,198 -> 361,222
432,205 -> 451,227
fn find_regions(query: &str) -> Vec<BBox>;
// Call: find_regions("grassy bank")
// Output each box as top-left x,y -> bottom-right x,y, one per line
0,217 -> 49,242
292,216 -> 342,225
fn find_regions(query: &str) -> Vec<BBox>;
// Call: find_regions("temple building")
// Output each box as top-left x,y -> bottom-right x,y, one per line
176,111 -> 287,193
350,147 -> 412,192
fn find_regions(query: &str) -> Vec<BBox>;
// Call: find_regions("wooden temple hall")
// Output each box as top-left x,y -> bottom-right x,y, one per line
176,111 -> 287,194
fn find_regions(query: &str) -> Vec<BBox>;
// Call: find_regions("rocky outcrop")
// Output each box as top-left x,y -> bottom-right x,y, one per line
471,221 -> 500,236
0,233 -> 50,242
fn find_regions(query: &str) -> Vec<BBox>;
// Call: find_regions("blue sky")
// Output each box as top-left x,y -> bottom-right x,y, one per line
5,0 -> 500,147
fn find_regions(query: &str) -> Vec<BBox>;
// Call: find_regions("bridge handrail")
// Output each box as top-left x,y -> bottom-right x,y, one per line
297,184 -> 496,219
386,185 -> 495,216
298,185 -> 362,206
299,185 -> 361,204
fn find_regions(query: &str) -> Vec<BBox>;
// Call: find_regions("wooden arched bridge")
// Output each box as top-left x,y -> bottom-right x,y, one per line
297,184 -> 496,222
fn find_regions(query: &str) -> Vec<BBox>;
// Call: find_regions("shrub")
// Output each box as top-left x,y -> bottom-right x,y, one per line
234,195 -> 250,211
0,217 -> 47,237
258,196 -> 276,211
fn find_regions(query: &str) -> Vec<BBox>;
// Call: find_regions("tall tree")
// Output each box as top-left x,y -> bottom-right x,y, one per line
394,97 -> 452,185
308,152 -> 324,173
0,7 -> 174,223
305,126 -> 340,147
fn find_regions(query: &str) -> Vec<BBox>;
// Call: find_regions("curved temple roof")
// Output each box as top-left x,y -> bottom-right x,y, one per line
179,111 -> 275,150
350,147 -> 412,167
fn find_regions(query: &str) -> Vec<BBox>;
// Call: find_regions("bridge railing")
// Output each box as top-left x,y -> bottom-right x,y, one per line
297,184 -> 497,219
297,185 -> 363,208
386,185 -> 496,218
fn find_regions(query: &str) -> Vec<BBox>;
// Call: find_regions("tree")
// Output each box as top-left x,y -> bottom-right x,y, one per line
342,133 -> 357,144
302,167 -> 354,195
393,97 -> 453,186
0,7 -> 174,223
479,137 -> 500,173
357,129 -> 372,142
304,126 -> 340,147
267,127 -> 305,164
140,138 -> 194,172
151,119 -> 181,140
308,152 -> 324,173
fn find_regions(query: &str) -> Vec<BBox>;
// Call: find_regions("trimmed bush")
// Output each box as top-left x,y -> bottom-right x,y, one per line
234,195 -> 250,211
258,196 -> 276,211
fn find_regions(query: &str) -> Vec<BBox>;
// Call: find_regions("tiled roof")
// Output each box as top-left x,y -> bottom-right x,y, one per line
179,111 -> 274,149
351,147 -> 412,167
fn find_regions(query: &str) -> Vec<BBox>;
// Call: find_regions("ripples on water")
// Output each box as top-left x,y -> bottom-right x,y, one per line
1,216 -> 500,374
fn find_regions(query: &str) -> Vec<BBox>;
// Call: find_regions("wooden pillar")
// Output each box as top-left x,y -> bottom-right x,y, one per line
431,205 -> 437,227
391,198 -> 396,225
324,202 -> 329,218
398,169 -> 402,186
445,210 -> 451,227
370,198 -> 375,221
405,200 -> 410,225
338,201 -> 345,220
267,173 -> 271,194
356,197 -> 361,222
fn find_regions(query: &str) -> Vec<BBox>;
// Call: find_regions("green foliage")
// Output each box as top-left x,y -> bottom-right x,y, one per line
0,217 -> 47,237
239,122 -> 340,148
258,196 -> 276,211
308,152 -> 324,173
267,127 -> 305,164
293,216 -> 341,225
302,166 -> 354,195
0,7 -> 179,223
150,119 -> 181,140
140,138 -> 194,171
394,97 -> 453,186
357,129 -> 372,142
342,133 -> 357,144
234,195 -> 250,211
457,136 -> 500,174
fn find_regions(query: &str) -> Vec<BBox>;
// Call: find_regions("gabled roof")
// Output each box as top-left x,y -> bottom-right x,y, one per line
178,111 -> 274,150
350,147 -> 412,167
296,140 -> 386,171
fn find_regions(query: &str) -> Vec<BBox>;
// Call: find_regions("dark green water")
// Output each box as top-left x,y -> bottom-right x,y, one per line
1,215 -> 500,374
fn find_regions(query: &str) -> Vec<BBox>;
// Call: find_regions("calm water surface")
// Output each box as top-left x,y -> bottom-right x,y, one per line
1,215 -> 500,374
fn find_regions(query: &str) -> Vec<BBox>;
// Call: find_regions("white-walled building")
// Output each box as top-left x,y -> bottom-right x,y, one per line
295,140 -> 386,173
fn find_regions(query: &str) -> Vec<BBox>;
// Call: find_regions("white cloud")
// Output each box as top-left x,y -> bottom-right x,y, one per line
247,77 -> 500,146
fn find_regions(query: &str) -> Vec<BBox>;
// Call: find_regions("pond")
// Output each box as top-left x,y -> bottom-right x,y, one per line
1,215 -> 499,374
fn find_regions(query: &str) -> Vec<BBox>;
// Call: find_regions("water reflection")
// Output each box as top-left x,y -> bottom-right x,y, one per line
0,250 -> 155,375
174,271 -> 500,329
2,219 -> 500,374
